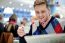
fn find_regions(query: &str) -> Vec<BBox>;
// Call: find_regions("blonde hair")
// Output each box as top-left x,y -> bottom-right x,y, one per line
6,24 -> 15,32
6,14 -> 17,31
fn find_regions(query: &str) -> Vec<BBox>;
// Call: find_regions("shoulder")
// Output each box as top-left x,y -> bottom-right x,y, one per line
51,16 -> 62,29
0,22 -> 3,25
56,18 -> 65,30
0,22 -> 4,27
51,16 -> 60,25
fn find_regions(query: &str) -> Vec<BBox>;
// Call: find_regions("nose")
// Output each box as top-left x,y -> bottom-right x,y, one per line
39,13 -> 44,19
39,13 -> 42,17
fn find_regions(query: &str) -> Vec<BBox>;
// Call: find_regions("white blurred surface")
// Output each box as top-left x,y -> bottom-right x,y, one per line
25,34 -> 65,43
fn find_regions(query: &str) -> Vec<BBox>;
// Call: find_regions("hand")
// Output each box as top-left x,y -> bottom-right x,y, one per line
17,25 -> 26,37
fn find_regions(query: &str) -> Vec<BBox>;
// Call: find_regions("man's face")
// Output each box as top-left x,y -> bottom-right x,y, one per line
34,4 -> 50,28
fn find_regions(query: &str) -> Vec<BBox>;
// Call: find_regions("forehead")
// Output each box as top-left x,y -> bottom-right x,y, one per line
34,4 -> 47,11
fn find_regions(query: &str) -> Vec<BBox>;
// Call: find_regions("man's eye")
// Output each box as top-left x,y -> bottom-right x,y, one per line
42,11 -> 45,13
36,11 -> 39,14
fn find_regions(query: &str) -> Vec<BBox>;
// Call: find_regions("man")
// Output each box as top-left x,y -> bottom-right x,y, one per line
17,0 -> 63,43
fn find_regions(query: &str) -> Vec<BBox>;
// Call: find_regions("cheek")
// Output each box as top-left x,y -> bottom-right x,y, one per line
36,14 -> 39,19
47,10 -> 50,16
45,13 -> 50,21
43,13 -> 48,21
42,13 -> 47,18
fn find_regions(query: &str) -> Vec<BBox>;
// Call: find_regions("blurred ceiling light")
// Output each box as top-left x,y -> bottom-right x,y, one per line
19,9 -> 23,11
30,10 -> 35,16
20,3 -> 23,6
29,5 -> 33,8
4,18 -> 9,22
3,7 -> 13,14
17,0 -> 34,5
1,6 -> 4,8
24,9 -> 27,11
12,7 -> 14,10
9,1 -> 12,4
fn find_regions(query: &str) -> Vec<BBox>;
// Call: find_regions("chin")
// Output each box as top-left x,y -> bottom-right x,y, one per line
43,26 -> 46,28
42,24 -> 46,28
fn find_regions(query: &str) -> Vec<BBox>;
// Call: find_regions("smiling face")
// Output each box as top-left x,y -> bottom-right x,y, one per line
34,4 -> 51,28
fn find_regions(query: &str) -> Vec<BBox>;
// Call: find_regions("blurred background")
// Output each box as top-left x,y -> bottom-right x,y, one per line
0,0 -> 65,25
0,0 -> 65,43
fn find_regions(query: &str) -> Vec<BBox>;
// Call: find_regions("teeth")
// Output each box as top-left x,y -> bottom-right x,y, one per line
42,22 -> 45,24
41,19 -> 45,24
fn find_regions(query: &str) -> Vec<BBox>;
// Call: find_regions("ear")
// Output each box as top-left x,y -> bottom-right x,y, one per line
46,8 -> 50,16
48,10 -> 51,16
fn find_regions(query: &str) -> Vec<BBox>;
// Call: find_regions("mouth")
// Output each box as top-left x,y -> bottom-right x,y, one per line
42,20 -> 46,25
40,18 -> 46,25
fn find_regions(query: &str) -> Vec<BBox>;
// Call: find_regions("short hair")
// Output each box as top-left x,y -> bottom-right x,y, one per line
34,0 -> 48,8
